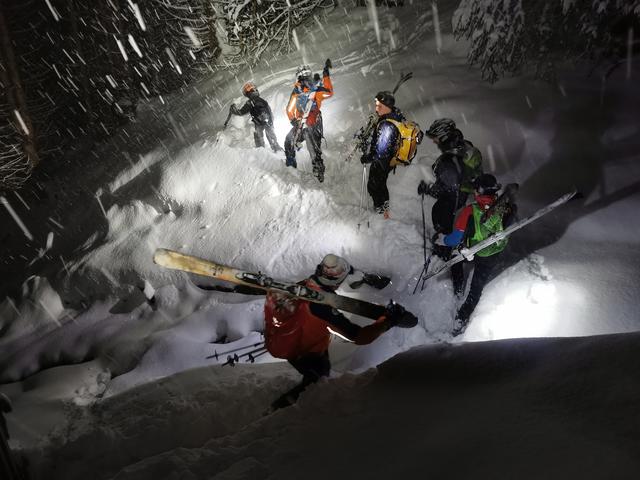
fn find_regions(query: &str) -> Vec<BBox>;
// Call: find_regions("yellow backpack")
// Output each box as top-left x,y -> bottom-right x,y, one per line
385,119 -> 423,167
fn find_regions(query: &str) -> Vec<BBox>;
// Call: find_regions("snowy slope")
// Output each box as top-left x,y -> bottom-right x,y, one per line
1,1 -> 640,478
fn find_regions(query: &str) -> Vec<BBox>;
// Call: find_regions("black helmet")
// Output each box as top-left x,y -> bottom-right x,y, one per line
315,254 -> 351,288
473,174 -> 501,195
375,91 -> 395,108
425,118 -> 456,142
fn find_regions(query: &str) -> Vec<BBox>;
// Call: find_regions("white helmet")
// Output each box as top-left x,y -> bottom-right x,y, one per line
296,65 -> 312,81
316,254 -> 351,287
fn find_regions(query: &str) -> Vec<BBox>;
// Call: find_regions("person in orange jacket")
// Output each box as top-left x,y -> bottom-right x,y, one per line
284,59 -> 334,182
265,254 -> 417,410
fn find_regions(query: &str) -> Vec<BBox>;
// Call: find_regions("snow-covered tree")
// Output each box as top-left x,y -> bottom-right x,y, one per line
214,0 -> 335,66
0,0 -> 42,192
453,0 -> 640,82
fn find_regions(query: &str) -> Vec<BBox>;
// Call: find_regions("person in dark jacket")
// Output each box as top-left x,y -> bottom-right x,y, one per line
418,118 -> 483,294
360,91 -> 406,219
230,82 -> 281,152
265,254 -> 417,410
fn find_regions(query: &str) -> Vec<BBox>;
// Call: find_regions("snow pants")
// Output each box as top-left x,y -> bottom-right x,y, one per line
456,253 -> 501,323
284,116 -> 324,180
271,350 -> 331,410
367,160 -> 392,213
254,123 -> 281,152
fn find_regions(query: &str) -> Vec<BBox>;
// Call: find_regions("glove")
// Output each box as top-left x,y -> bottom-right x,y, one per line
360,154 -> 372,165
460,248 -> 475,261
417,180 -> 431,196
229,104 -> 238,115
384,301 -> 418,329
291,118 -> 300,127
323,58 -> 332,76
431,244 -> 451,260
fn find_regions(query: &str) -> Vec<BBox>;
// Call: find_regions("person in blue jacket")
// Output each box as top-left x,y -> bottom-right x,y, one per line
360,91 -> 405,219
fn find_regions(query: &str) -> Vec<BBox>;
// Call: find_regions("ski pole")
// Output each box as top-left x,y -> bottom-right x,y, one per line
206,341 -> 265,360
223,346 -> 269,366
357,164 -> 366,230
413,192 -> 433,294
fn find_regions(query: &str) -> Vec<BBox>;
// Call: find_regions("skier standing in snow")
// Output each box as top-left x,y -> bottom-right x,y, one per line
417,118 -> 484,293
432,174 -> 515,336
284,60 -> 334,182
229,82 -> 282,152
360,91 -> 407,219
265,254 -> 417,410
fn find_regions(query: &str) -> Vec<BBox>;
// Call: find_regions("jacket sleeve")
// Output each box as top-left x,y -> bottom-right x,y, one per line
308,303 -> 391,345
236,100 -> 251,116
317,72 -> 333,100
286,88 -> 298,121
308,302 -> 359,339
429,155 -> 461,198
444,205 -> 473,246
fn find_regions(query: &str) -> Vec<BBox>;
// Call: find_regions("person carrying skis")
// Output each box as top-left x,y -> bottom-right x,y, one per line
265,254 -> 417,410
284,60 -> 334,182
229,82 -> 282,152
417,118 -> 484,293
432,174 -> 515,336
360,91 -> 406,219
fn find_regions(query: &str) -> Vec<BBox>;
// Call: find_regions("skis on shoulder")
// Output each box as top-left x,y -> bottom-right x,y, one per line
424,189 -> 580,281
153,248 -> 400,322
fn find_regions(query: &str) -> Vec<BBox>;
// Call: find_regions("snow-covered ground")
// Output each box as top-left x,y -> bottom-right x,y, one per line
1,1 -> 639,478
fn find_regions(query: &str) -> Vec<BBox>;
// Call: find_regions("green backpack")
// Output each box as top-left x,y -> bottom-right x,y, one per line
460,140 -> 483,193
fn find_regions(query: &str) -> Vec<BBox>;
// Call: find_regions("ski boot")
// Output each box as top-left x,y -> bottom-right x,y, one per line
285,156 -> 297,168
452,308 -> 471,336
376,201 -> 390,219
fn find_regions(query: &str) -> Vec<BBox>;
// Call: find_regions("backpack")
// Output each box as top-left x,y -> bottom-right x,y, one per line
384,119 -> 423,167
459,140 -> 483,193
263,284 -> 331,360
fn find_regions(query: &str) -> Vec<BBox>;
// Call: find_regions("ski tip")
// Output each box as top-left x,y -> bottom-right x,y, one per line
571,190 -> 584,201
153,248 -> 174,266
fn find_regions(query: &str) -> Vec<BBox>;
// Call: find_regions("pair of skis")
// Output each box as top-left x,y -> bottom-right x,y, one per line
419,188 -> 579,283
153,249 -> 401,322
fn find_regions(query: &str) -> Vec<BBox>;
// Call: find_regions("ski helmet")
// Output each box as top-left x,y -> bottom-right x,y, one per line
296,65 -> 312,82
425,118 -> 456,142
473,174 -> 501,195
375,91 -> 395,108
316,254 -> 351,288
242,81 -> 258,97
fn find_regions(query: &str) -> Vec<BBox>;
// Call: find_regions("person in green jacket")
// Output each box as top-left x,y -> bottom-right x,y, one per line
432,174 -> 516,336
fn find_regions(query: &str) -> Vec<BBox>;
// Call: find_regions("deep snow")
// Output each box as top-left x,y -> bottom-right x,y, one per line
1,1 -> 639,479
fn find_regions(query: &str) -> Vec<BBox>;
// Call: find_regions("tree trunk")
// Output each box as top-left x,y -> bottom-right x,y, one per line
0,2 -> 39,168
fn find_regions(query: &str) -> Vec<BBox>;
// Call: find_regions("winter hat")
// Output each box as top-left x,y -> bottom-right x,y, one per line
242,81 -> 258,96
473,174 -> 501,195
375,91 -> 395,108
316,254 -> 351,287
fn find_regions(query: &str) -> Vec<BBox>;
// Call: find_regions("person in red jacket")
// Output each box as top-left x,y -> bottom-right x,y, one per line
284,60 -> 334,182
265,254 -> 417,410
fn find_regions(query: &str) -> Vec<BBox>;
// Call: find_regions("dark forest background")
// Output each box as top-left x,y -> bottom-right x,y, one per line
0,0 -> 637,194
